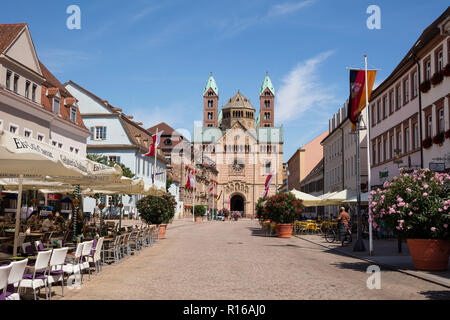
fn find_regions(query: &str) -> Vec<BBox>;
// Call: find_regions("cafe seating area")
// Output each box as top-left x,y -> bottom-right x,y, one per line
0,221 -> 160,300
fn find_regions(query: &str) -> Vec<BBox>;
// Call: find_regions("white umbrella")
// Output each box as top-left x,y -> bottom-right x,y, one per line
342,192 -> 369,204
290,189 -> 323,206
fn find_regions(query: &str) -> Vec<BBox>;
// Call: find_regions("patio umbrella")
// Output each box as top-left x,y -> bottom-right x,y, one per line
342,192 -> 369,204
290,189 -> 323,206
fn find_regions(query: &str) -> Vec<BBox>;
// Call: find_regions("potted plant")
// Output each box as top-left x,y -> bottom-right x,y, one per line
431,71 -> 444,86
419,80 -> 431,93
231,211 -> 241,221
194,205 -> 206,222
433,132 -> 445,145
422,137 -> 433,149
444,63 -> 450,77
136,194 -> 175,239
369,168 -> 450,271
263,192 -> 304,238
219,208 -> 230,221
255,197 -> 268,222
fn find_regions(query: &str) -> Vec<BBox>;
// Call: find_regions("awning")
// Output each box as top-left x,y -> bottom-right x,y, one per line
342,192 -> 369,204
0,130 -> 87,177
322,189 -> 355,206
290,189 -> 323,206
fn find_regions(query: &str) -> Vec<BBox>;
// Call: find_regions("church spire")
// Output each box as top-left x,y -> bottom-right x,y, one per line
203,72 -> 219,96
260,72 -> 275,96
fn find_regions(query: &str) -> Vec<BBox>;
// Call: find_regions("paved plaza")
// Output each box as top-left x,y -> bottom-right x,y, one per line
55,220 -> 450,300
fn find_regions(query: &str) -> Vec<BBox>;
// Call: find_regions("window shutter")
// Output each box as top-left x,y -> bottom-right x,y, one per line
90,127 -> 94,140
117,156 -> 121,164
103,127 -> 107,140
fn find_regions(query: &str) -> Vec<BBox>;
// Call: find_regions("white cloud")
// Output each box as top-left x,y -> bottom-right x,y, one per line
268,0 -> 315,17
38,49 -> 93,74
131,5 -> 163,23
276,51 -> 337,123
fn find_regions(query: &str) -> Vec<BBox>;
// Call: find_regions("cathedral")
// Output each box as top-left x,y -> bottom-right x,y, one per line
193,73 -> 284,218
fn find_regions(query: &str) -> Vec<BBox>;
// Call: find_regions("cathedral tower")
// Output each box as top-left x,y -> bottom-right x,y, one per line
203,73 -> 219,127
259,72 -> 275,127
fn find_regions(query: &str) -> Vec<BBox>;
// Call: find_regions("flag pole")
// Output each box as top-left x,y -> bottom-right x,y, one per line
193,167 -> 196,222
365,54 -> 374,256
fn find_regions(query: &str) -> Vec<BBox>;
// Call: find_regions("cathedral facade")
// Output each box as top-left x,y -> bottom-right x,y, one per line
193,73 -> 284,218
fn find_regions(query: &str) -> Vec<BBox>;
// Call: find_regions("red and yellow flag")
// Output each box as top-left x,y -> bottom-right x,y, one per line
348,70 -> 377,130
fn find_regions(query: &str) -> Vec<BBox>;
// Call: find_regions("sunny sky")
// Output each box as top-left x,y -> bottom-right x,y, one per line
1,0 -> 448,160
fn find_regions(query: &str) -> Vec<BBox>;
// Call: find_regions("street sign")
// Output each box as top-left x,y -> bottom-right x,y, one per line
429,162 -> 445,172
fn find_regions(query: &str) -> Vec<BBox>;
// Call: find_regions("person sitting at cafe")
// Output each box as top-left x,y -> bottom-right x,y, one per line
42,214 -> 56,232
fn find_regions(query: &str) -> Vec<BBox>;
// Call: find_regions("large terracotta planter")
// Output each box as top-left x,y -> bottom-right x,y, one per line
224,217 -> 228,221
276,223 -> 294,238
195,216 -> 202,223
155,224 -> 167,239
407,239 -> 450,271
233,217 -> 239,221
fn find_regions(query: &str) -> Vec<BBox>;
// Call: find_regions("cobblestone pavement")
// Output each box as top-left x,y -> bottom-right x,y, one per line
58,220 -> 450,300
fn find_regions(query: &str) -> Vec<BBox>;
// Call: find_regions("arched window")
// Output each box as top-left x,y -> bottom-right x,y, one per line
265,91 -> 270,96
208,100 -> 213,107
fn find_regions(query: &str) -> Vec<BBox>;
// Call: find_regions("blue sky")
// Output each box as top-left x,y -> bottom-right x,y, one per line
1,0 -> 448,160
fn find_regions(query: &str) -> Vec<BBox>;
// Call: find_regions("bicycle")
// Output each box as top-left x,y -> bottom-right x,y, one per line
324,223 -> 352,247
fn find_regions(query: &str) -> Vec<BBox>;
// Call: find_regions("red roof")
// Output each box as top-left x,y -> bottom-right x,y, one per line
0,23 -> 26,54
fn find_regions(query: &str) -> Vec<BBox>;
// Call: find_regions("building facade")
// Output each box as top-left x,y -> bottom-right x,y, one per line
0,24 -> 89,157
65,81 -> 167,217
300,159 -> 324,218
193,74 -> 283,218
322,102 -> 368,217
369,8 -> 450,188
287,131 -> 328,192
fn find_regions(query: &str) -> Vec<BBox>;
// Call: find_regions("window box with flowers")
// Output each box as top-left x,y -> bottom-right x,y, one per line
369,168 -> 450,271
432,132 -> 445,145
431,71 -> 444,86
136,194 -> 176,239
262,192 -> 304,238
419,80 -> 431,93
444,63 -> 450,77
422,137 -> 433,149
445,129 -> 450,140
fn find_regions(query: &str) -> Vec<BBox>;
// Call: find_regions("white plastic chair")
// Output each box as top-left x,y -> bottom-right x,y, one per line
63,242 -> 83,278
47,247 -> 69,298
0,265 -> 12,300
7,258 -> 28,300
80,241 -> 94,280
20,250 -> 52,300
88,237 -> 104,274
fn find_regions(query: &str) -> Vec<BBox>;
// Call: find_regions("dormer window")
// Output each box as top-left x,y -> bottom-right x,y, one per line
70,107 -> 76,122
25,81 -> 30,99
32,84 -> 37,102
13,74 -> 19,93
6,70 -> 11,90
53,98 -> 60,114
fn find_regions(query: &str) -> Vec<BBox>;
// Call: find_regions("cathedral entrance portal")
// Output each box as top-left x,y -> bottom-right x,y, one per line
230,194 -> 245,216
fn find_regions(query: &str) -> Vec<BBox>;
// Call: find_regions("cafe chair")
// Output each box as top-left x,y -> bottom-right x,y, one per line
8,258 -> 28,300
88,237 -> 104,274
20,250 -> 52,300
0,265 -> 13,300
47,248 -> 69,299
63,242 -> 84,285
80,241 -> 94,281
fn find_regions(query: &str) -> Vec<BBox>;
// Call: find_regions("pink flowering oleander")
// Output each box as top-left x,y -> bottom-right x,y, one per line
370,168 -> 450,240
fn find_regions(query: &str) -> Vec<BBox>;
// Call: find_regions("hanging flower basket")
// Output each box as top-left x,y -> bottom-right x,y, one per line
419,80 -> 431,93
422,137 -> 433,149
431,72 -> 444,86
445,129 -> 450,140
443,64 -> 450,77
432,132 -> 445,145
